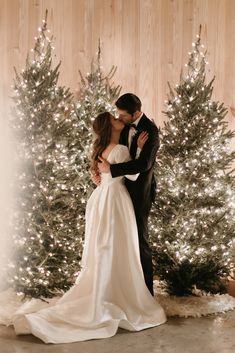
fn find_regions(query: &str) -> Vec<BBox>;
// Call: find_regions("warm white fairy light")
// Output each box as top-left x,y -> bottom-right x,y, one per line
149,31 -> 235,295
7,17 -> 122,299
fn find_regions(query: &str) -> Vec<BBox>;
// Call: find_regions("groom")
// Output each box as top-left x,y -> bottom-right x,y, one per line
98,93 -> 160,296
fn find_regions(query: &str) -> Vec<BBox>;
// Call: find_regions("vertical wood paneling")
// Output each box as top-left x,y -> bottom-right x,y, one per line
139,0 -> 155,116
0,0 -> 235,145
224,0 -> 235,135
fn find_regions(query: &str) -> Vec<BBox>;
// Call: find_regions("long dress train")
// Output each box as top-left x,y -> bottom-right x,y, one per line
13,144 -> 167,343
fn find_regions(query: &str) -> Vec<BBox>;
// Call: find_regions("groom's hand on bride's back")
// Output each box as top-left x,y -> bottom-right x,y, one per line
90,172 -> 101,186
98,156 -> 110,173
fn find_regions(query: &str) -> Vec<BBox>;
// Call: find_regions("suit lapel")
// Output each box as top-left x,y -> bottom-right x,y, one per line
136,114 -> 149,130
130,133 -> 138,159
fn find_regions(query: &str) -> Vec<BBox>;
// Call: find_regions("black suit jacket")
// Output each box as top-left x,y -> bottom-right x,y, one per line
110,114 -> 159,213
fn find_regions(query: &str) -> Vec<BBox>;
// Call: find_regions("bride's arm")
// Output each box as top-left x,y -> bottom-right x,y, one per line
111,124 -> 159,177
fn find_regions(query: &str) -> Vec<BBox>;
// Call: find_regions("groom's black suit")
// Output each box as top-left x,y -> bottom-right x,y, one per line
110,114 -> 159,295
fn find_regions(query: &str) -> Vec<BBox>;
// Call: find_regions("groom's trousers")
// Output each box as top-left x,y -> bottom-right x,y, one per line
132,200 -> 154,296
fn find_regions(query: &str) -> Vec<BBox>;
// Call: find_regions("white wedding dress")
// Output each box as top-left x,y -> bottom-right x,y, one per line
11,144 -> 166,343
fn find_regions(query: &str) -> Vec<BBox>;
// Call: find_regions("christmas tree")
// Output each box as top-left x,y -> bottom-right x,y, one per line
73,42 -> 121,217
7,12 -> 121,299
8,11 -> 84,299
150,29 -> 235,296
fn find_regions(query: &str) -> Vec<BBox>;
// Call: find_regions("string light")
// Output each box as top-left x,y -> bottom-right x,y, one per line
7,13 -> 122,299
149,31 -> 235,295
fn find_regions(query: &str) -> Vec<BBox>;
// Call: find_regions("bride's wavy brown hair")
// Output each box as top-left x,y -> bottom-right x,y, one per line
90,112 -> 112,175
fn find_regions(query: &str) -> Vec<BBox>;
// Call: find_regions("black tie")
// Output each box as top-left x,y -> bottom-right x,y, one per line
129,123 -> 138,130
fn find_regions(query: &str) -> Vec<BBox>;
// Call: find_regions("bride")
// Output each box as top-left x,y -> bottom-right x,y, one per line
12,112 -> 167,343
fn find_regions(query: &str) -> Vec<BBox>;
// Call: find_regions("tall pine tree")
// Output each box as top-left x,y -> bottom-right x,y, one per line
150,30 -> 235,296
72,42 -> 121,231
8,11 -> 84,299
8,16 -> 121,299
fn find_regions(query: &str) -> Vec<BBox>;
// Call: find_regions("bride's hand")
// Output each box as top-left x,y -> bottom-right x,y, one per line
137,131 -> 149,149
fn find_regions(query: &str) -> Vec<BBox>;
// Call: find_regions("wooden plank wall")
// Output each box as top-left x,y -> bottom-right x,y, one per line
1,0 -> 235,284
0,0 -> 235,141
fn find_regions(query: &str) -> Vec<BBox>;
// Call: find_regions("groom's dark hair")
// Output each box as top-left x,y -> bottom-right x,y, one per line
115,93 -> 142,115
